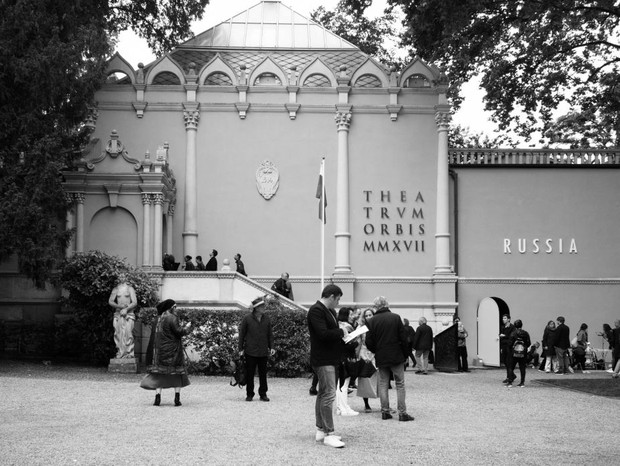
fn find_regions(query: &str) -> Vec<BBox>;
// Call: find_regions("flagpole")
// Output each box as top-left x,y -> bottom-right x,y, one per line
320,157 -> 325,291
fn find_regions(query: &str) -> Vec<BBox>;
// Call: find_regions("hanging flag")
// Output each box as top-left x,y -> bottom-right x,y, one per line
316,159 -> 327,223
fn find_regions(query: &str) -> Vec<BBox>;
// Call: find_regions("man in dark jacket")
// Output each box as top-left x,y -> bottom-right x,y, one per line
507,319 -> 532,387
307,284 -> 347,448
365,296 -> 415,422
412,316 -> 434,375
499,314 -> 516,383
239,296 -> 274,402
554,316 -> 571,375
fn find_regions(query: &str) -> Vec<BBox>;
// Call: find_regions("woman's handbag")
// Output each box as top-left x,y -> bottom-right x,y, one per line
358,359 -> 377,378
356,371 -> 378,398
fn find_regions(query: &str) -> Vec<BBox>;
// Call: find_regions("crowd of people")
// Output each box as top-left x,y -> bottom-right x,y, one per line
138,280 -> 620,449
163,251 -> 247,276
499,315 -> 620,388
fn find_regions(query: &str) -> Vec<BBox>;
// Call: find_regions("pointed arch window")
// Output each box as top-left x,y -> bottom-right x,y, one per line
105,71 -> 132,85
303,74 -> 331,88
152,72 -> 181,85
404,74 -> 431,88
354,74 -> 383,88
253,73 -> 282,86
204,72 -> 233,86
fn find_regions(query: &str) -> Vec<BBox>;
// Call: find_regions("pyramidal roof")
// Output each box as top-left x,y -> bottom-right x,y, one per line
182,1 -> 358,49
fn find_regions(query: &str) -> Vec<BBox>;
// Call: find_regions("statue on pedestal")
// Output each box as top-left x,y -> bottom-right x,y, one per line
108,274 -> 137,358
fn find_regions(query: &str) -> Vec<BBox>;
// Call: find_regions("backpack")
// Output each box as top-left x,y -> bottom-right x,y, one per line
512,334 -> 526,358
229,357 -> 247,388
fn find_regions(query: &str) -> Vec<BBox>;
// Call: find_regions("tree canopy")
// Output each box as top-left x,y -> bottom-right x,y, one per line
389,0 -> 620,147
336,0 -> 620,147
0,0 -> 209,287
311,0 -> 403,69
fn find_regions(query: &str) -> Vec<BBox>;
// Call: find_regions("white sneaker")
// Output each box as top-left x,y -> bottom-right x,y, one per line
324,435 -> 345,448
568,366 -> 574,374
315,431 -> 341,442
341,407 -> 359,416
606,368 -> 614,373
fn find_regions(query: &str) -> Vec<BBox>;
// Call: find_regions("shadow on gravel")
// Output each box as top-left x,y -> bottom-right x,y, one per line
532,377 -> 620,398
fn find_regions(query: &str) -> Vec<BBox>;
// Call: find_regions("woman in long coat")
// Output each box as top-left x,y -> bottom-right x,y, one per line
140,299 -> 191,406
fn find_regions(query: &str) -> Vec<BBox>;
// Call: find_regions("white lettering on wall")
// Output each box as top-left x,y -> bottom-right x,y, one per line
503,238 -> 578,254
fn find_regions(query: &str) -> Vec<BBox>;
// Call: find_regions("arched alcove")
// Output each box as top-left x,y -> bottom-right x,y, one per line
89,207 -> 139,265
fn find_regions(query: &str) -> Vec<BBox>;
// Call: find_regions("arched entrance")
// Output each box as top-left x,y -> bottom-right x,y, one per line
477,297 -> 510,367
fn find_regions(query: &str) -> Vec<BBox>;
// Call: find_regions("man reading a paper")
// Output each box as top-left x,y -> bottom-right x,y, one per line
307,284 -> 348,448
365,296 -> 415,422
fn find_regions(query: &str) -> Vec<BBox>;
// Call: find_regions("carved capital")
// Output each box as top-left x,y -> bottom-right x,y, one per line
335,112 -> 352,131
153,193 -> 165,205
73,193 -> 85,204
141,193 -> 152,205
168,204 -> 176,216
183,109 -> 200,129
435,111 -> 451,130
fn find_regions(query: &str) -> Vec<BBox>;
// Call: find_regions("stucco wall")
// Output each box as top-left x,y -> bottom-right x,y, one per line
453,167 -> 620,359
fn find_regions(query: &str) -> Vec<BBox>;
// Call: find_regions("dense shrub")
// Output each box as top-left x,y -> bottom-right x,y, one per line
163,295 -> 310,377
57,251 -> 159,364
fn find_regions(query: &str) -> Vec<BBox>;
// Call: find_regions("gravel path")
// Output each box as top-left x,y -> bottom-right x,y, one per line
1,360 -> 618,465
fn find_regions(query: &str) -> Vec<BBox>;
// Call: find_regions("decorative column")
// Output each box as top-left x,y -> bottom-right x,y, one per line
182,104 -> 200,259
166,205 -> 174,255
434,109 -> 453,274
65,194 -> 75,257
74,193 -> 85,253
333,111 -> 353,275
142,193 -> 152,267
153,193 -> 164,269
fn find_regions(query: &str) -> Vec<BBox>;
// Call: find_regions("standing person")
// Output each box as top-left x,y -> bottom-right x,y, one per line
365,296 -> 415,422
195,255 -> 206,270
507,319 -> 531,388
205,249 -> 218,271
541,320 -> 557,373
184,255 -> 195,271
403,319 -> 417,370
108,273 -> 137,359
307,284 -> 348,448
412,316 -> 434,375
499,314 -> 516,383
455,317 -> 469,372
234,253 -> 247,276
554,316 -> 571,375
356,308 -> 378,412
572,323 -> 589,371
238,296 -> 274,402
335,307 -> 359,416
272,272 -> 294,300
611,320 -> 620,373
140,299 -> 191,406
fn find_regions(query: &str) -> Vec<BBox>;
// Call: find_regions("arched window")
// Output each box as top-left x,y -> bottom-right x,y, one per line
302,74 -> 331,88
253,73 -> 282,86
152,71 -> 181,85
204,72 -> 233,86
105,71 -> 131,85
403,74 -> 431,88
354,74 -> 382,88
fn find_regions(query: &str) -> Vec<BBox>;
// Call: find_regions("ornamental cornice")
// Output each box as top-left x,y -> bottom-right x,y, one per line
458,277 -> 620,285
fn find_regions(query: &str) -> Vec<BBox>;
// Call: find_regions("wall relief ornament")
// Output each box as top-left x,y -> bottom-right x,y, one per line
255,160 -> 279,200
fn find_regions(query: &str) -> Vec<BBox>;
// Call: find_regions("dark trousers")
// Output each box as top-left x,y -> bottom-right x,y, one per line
457,346 -> 468,371
510,357 -> 527,384
245,355 -> 268,398
505,350 -> 514,380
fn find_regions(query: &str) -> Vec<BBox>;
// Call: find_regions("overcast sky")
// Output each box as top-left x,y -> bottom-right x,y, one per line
115,0 -> 497,137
